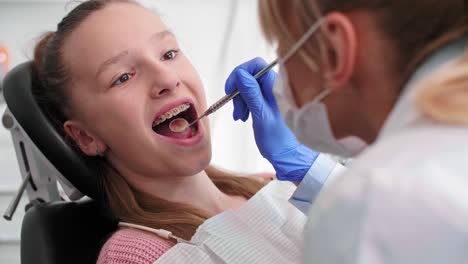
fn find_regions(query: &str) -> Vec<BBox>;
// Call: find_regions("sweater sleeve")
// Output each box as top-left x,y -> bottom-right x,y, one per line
96,228 -> 175,264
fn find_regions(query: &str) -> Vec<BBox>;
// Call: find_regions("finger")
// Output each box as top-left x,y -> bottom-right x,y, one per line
232,96 -> 249,121
226,57 -> 274,95
236,57 -> 269,74
226,68 -> 252,121
225,67 -> 240,94
241,110 -> 250,122
260,69 -> 278,106
236,57 -> 276,88
235,69 -> 266,114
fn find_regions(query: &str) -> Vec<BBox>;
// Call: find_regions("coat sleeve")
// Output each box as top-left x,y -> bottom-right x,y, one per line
289,154 -> 346,214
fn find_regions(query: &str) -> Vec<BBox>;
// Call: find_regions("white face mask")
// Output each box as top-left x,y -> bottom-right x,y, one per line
273,19 -> 367,158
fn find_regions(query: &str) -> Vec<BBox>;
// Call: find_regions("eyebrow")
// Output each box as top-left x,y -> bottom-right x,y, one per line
95,30 -> 174,78
150,30 -> 174,42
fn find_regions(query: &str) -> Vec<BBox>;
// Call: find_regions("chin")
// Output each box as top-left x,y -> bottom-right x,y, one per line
191,148 -> 212,175
171,145 -> 212,177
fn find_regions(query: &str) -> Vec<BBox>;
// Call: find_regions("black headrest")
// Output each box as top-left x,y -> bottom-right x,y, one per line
21,199 -> 117,264
3,62 -> 102,199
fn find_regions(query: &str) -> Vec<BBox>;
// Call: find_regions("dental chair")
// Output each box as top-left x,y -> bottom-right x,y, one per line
2,62 -> 117,264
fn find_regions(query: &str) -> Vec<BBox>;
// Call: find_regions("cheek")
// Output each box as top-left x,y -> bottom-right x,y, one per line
182,67 -> 207,109
291,79 -> 321,107
286,61 -> 322,107
194,81 -> 207,109
197,84 -> 211,137
81,94 -> 141,140
202,116 -> 211,138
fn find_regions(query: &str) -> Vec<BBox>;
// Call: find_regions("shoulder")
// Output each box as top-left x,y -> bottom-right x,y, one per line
325,123 -> 468,217
305,165 -> 468,263
348,122 -> 468,181
97,228 -> 175,264
303,125 -> 468,262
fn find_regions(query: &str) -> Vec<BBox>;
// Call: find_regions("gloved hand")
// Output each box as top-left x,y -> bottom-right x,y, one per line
225,57 -> 320,182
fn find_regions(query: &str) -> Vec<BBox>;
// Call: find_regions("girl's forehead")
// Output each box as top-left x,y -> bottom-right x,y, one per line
69,3 -> 166,46
62,3 -> 167,78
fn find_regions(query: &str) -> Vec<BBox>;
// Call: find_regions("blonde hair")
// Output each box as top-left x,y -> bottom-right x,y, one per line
415,48 -> 468,125
259,0 -> 323,73
258,0 -> 468,126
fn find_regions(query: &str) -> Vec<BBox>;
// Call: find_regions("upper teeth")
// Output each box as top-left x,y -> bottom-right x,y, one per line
153,103 -> 190,127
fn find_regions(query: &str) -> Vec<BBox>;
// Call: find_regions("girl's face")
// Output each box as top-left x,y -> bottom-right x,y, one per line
62,3 -> 212,182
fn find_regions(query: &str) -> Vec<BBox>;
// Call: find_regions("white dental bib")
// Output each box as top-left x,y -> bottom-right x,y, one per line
154,181 -> 306,264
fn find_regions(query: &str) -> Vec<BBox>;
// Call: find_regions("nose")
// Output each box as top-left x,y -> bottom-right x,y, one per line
148,62 -> 180,99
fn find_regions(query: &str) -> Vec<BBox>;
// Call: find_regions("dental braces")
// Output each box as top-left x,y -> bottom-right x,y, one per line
153,103 -> 190,127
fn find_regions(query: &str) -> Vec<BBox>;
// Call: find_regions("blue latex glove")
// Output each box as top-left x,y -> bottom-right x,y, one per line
225,57 -> 320,182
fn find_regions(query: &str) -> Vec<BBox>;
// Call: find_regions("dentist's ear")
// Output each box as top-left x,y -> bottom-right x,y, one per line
64,120 -> 106,156
319,12 -> 357,91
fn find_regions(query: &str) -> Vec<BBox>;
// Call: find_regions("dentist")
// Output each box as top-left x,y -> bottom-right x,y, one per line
225,0 -> 468,262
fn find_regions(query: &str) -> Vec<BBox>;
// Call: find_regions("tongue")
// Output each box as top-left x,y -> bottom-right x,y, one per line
153,118 -> 193,139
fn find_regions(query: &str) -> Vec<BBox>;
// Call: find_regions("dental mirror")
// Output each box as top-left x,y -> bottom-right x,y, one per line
169,118 -> 190,133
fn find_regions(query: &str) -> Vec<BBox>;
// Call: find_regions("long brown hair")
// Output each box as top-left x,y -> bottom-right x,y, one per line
32,0 -> 265,241
259,0 -> 468,125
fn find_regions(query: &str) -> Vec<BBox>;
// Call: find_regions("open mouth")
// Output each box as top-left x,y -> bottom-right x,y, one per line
152,102 -> 199,139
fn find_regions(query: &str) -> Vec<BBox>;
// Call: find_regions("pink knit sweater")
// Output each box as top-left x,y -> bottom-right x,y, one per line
97,228 -> 175,264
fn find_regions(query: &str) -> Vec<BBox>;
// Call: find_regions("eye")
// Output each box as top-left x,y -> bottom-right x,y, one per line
162,49 -> 179,61
112,72 -> 134,87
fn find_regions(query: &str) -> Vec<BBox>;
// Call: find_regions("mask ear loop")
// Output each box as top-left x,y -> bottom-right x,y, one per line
312,88 -> 332,103
279,18 -> 324,65
118,222 -> 193,244
278,18 -> 331,104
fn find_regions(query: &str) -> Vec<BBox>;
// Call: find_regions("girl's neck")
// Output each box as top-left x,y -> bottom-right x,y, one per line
133,170 -> 246,216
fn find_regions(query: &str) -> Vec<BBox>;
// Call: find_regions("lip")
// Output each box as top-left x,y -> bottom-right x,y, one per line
151,97 -> 204,147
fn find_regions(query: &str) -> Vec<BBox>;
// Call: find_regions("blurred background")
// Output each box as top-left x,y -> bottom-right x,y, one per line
0,0 -> 275,262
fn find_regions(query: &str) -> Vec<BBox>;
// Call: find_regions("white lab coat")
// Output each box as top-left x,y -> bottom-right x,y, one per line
303,37 -> 468,263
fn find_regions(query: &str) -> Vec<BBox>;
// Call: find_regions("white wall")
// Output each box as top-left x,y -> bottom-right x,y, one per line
0,1 -> 275,263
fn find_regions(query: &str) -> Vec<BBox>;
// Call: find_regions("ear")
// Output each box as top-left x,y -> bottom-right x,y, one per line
63,120 -> 105,156
320,12 -> 357,91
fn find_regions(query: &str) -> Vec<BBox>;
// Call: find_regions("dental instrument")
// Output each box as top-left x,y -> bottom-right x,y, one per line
175,59 -> 278,133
